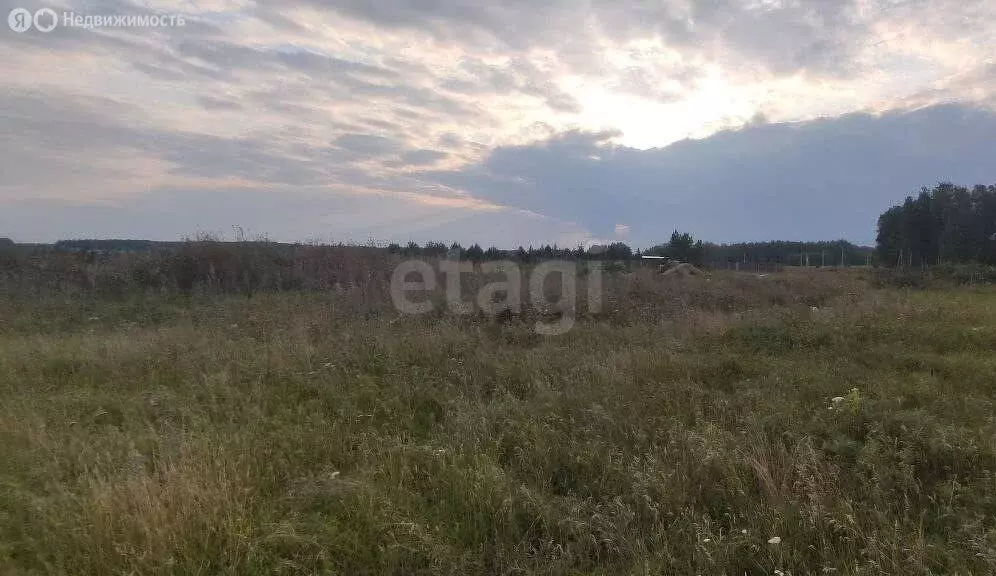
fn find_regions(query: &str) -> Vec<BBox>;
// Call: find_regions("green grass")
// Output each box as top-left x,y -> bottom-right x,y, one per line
1,272 -> 995,574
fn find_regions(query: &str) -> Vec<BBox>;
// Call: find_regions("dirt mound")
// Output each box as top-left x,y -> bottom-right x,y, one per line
661,262 -> 702,277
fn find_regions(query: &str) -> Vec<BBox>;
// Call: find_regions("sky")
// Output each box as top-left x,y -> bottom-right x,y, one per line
1,0 -> 994,247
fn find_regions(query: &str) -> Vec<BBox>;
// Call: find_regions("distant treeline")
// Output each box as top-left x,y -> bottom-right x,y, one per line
877,183 -> 996,267
6,234 -> 874,271
387,234 -> 872,268
700,240 -> 872,268
0,233 -> 877,299
386,241 -> 632,262
52,239 -> 165,252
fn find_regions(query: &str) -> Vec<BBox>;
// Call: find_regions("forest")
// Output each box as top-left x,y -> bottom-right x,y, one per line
876,183 -> 996,267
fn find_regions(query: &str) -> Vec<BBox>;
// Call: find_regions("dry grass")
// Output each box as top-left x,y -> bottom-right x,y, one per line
1,268 -> 995,574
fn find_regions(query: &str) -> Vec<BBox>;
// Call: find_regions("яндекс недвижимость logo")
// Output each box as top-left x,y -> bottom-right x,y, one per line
8,7 -> 185,32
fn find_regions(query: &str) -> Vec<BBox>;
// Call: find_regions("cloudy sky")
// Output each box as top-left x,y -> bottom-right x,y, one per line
1,0 -> 994,247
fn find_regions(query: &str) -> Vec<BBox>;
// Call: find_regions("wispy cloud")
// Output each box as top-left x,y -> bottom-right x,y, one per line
1,0 -> 993,244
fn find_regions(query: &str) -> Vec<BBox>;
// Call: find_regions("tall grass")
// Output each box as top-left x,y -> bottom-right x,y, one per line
1,267 -> 994,574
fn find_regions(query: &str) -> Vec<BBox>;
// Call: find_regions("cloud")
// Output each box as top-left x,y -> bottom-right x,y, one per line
0,186 -> 588,247
388,149 -> 449,167
196,95 -> 243,110
441,56 -> 582,113
0,0 -> 993,247
331,133 -> 402,157
429,103 -> 996,245
271,0 -> 980,79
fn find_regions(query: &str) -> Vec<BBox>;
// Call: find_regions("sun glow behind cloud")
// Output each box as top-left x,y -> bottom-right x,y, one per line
1,0 -> 994,245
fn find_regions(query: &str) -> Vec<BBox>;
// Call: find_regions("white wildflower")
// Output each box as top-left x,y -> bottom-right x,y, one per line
768,536 -> 782,544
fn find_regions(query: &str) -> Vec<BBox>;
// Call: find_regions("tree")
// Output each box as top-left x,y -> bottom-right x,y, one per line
875,183 -> 996,266
515,246 -> 530,263
423,242 -> 448,257
401,241 -> 421,256
465,244 -> 485,262
665,230 -> 704,265
604,242 -> 632,261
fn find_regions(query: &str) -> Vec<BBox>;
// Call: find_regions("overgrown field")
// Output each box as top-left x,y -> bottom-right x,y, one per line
1,269 -> 995,575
